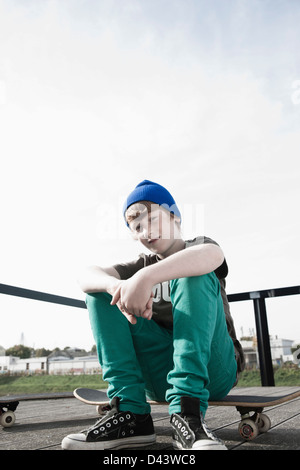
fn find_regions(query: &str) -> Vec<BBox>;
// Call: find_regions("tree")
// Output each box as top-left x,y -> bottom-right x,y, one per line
35,348 -> 52,357
5,344 -> 33,359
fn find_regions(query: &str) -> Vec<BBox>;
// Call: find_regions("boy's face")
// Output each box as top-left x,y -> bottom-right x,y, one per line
128,205 -> 181,256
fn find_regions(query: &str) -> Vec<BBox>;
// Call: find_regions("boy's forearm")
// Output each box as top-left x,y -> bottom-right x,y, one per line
140,244 -> 224,286
77,266 -> 120,294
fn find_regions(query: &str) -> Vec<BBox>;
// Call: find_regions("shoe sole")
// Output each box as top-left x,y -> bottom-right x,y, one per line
62,434 -> 156,450
173,439 -> 227,451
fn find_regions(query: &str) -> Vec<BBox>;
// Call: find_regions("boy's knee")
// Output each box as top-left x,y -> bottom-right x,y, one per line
170,272 -> 218,295
85,291 -> 112,308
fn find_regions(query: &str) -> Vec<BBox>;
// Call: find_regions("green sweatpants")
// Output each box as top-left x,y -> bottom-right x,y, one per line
87,272 -> 237,416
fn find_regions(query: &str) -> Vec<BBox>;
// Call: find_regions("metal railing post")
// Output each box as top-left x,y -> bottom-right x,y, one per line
253,298 -> 275,386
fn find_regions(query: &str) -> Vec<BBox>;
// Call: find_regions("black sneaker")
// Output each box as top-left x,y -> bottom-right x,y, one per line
170,396 -> 227,450
62,397 -> 156,450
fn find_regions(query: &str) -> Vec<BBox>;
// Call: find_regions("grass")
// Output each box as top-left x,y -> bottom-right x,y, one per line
0,368 -> 298,395
0,374 -> 107,395
237,367 -> 300,387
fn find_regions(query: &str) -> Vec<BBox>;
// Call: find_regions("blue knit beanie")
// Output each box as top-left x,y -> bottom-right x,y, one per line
123,180 -> 181,226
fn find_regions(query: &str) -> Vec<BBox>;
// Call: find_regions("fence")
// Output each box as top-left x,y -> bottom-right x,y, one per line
1,283 -> 299,386
227,286 -> 300,385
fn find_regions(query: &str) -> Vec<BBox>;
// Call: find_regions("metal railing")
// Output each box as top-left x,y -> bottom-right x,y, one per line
227,286 -> 300,386
1,283 -> 299,386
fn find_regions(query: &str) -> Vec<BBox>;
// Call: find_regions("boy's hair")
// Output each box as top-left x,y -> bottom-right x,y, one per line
125,201 -> 153,226
125,200 -> 179,227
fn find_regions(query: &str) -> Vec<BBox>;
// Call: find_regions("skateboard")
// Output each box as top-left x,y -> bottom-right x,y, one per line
0,392 -> 74,428
74,387 -> 300,441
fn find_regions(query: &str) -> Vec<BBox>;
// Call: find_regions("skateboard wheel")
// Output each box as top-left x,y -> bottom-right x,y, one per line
258,413 -> 271,433
238,418 -> 259,440
0,411 -> 16,428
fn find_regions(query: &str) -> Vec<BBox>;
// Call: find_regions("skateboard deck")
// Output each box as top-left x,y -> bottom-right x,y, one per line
0,392 -> 73,428
74,387 -> 300,441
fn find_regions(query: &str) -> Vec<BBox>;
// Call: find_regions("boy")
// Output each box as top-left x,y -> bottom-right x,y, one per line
62,180 -> 244,450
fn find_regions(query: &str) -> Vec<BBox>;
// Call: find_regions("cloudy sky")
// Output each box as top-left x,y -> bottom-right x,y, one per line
0,0 -> 299,350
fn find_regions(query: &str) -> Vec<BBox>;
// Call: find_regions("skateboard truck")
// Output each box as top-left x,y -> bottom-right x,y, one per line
0,401 -> 19,427
236,406 -> 271,440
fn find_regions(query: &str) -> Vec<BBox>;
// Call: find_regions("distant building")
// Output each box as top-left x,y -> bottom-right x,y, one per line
0,355 -> 48,374
240,339 -> 259,368
48,355 -> 101,375
0,350 -> 101,375
240,336 -> 294,368
270,337 -> 294,365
